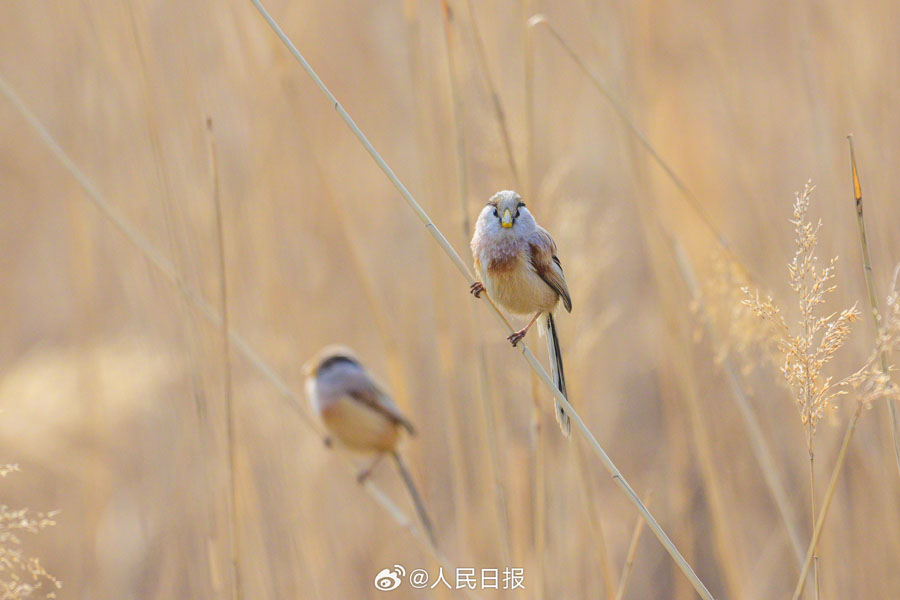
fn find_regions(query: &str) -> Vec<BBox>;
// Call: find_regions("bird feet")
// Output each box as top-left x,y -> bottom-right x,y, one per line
507,328 -> 528,347
470,281 -> 485,298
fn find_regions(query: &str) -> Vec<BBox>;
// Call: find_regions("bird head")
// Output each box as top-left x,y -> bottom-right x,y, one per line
485,190 -> 529,230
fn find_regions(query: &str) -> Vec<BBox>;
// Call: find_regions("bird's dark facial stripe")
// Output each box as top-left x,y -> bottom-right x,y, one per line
318,355 -> 358,373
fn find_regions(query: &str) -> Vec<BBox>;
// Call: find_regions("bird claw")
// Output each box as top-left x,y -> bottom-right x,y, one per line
470,281 -> 485,298
507,329 -> 527,347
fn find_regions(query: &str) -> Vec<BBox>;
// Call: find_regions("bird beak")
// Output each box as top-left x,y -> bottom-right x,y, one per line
501,208 -> 513,228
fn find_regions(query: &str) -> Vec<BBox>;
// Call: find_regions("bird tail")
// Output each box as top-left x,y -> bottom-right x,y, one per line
544,312 -> 570,437
391,451 -> 436,546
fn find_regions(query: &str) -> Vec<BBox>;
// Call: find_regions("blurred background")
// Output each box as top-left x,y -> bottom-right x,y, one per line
1,0 -> 900,598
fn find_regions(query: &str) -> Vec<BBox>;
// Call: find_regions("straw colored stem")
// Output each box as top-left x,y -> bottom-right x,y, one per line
792,405 -> 862,600
248,4 -> 716,597
439,0 -> 514,565
206,119 -> 242,600
847,135 -> 900,479
524,0 -> 535,187
0,71 -> 463,580
614,490 -> 654,600
807,428 -> 819,600
522,4 -> 546,595
573,444 -> 617,599
671,241 -> 805,565
464,0 -> 521,188
439,0 -> 471,237
527,15 -> 763,284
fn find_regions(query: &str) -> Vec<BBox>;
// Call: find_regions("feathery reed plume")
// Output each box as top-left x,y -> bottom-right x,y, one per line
249,3 -> 716,597
0,72 -> 460,575
847,135 -> 900,479
792,267 -> 900,599
703,250 -> 782,375
743,182 -> 860,599
742,183 -> 859,430
0,467 -> 60,599
206,118 -> 242,600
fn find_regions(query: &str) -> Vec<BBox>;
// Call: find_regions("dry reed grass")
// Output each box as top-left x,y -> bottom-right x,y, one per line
3,1 -> 900,598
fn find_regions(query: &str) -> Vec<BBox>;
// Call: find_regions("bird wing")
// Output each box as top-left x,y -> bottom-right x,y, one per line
529,228 -> 572,312
345,372 -> 416,435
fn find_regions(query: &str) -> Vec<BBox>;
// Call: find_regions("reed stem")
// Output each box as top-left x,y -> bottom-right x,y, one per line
847,135 -> 900,480
249,4 -> 715,597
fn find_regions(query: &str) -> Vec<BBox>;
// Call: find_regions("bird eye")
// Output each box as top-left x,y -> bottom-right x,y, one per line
515,210 -> 520,218
492,208 -> 498,217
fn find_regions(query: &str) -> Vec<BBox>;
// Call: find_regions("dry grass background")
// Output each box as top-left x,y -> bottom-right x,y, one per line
1,1 -> 900,598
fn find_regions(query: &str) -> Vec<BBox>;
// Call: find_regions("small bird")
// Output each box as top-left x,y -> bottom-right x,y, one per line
470,190 -> 573,436
303,345 -> 435,542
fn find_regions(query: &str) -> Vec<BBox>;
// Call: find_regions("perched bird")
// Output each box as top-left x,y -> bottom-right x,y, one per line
470,190 -> 573,436
303,345 -> 434,542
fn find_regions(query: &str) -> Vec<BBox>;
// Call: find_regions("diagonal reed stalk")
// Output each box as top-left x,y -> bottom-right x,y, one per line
0,73 -> 480,598
526,14 -> 760,286
206,119 -> 243,600
847,134 -> 900,480
528,9 -> 807,571
249,3 -> 715,597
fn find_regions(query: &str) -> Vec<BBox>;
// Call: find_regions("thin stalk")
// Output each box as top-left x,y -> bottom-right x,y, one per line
0,72 -> 468,583
614,490 -> 654,600
524,0 -> 535,186
523,4 -> 546,596
207,119 -> 242,600
440,0 -> 472,236
532,408 -> 547,599
847,135 -> 900,479
792,404 -> 863,600
672,241 -> 805,565
464,0 -> 521,187
573,443 -> 617,599
532,18 -> 805,571
402,0 -> 473,556
526,15 -> 761,285
439,0 -> 514,566
249,5 -> 715,597
669,291 -> 744,599
807,428 -> 819,600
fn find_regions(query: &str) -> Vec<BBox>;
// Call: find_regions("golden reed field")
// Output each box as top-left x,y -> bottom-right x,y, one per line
2,1 -> 900,598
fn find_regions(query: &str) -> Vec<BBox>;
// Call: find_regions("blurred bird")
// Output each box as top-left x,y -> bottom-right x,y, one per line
470,190 -> 573,436
303,345 -> 435,543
